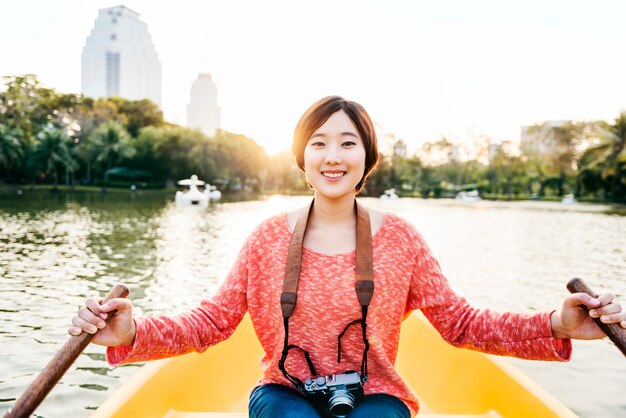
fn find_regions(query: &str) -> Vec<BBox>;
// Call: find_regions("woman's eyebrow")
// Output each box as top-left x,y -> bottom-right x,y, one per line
341,132 -> 359,138
310,131 -> 358,139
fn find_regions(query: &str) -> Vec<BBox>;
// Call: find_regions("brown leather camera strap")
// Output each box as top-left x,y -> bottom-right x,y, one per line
281,198 -> 374,318
278,198 -> 374,389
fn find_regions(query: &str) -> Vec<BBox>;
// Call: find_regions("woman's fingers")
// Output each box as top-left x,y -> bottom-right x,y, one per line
70,296 -> 121,333
585,292 -> 625,328
99,298 -> 132,314
595,292 -> 614,306
72,315 -> 98,334
565,293 -> 600,309
68,291 -> 134,344
68,326 -> 82,336
78,306 -> 106,329
68,298 -> 103,336
597,312 -> 625,324
85,297 -> 107,319
588,293 -> 621,325
590,301 -> 622,318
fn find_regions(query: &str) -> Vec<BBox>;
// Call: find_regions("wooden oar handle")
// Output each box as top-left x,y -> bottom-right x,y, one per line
5,284 -> 130,418
567,278 -> 626,357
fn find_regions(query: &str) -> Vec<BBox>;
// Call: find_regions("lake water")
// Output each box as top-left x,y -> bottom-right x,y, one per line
0,192 -> 625,417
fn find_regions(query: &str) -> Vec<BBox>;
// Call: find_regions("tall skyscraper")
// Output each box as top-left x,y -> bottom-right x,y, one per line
186,73 -> 221,137
81,5 -> 161,106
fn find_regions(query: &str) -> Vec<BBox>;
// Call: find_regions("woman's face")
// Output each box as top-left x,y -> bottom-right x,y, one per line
303,110 -> 366,200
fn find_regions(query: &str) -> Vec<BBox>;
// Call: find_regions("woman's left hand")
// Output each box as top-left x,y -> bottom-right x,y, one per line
551,292 -> 626,339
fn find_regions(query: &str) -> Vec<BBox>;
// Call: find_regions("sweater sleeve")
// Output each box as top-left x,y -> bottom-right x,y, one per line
106,233 -> 251,366
406,234 -> 571,361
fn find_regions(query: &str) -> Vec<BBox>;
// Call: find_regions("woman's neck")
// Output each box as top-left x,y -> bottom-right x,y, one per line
310,192 -> 356,227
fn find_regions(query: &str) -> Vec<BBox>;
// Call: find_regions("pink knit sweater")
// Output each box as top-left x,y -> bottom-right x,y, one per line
107,212 -> 571,416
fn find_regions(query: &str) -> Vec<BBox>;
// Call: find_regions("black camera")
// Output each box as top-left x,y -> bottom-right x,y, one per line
303,370 -> 365,418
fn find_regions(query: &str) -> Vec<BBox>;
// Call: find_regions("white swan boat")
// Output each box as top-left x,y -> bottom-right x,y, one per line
175,175 -> 221,207
206,185 -> 222,201
560,194 -> 577,204
380,188 -> 399,199
455,190 -> 482,203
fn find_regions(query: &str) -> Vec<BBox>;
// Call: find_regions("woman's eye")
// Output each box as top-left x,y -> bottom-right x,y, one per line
343,141 -> 356,147
310,141 -> 325,147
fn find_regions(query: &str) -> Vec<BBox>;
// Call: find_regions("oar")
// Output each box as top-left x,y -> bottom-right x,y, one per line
4,284 -> 130,418
567,278 -> 626,357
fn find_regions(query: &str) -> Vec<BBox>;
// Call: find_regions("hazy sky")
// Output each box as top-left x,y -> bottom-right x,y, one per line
2,0 -> 625,154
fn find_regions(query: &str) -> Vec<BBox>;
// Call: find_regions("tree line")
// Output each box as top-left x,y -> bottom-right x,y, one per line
0,74 -> 269,192
1,74 -> 624,202
374,116 -> 625,202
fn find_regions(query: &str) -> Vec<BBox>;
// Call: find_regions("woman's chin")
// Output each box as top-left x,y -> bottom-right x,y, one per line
313,186 -> 357,200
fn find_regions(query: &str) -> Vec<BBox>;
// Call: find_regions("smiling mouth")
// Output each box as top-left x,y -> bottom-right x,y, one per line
322,171 -> 346,178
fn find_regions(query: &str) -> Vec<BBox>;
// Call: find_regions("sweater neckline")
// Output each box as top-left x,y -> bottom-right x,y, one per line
280,211 -> 389,258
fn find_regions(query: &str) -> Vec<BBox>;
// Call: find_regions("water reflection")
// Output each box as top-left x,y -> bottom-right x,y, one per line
143,196 -> 312,313
0,194 -> 624,417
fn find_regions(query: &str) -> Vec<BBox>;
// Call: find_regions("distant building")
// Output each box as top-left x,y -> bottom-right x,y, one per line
81,5 -> 161,105
186,73 -> 220,136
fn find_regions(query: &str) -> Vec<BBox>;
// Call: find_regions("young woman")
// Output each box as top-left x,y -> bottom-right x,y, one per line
69,96 -> 626,418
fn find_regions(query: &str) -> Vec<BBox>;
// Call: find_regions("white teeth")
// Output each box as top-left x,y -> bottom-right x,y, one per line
322,172 -> 345,178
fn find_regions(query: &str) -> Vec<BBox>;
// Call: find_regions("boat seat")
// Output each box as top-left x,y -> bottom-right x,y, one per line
164,412 -> 501,418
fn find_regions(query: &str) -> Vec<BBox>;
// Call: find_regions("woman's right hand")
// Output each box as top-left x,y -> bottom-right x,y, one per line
68,297 -> 136,347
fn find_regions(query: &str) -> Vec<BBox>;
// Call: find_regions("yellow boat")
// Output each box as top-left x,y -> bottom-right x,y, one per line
91,312 -> 577,418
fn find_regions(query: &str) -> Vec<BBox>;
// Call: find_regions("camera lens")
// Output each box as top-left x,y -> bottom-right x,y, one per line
328,390 -> 356,417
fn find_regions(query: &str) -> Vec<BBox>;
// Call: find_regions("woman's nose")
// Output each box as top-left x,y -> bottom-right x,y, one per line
324,145 -> 342,164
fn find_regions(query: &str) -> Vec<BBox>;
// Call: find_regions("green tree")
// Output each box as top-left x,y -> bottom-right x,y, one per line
0,75 -> 80,143
418,166 -> 443,198
366,154 -> 392,196
488,147 -> 526,198
90,121 -> 135,181
0,74 -> 50,143
456,160 -> 487,190
0,124 -> 26,172
73,99 -> 129,184
261,150 -> 306,192
389,154 -> 422,193
149,126 -> 202,180
109,97 -> 164,137
521,123 -> 579,196
214,131 -> 268,191
578,112 -> 626,201
74,133 -> 101,185
74,98 -> 127,141
29,126 -> 77,187
189,132 -> 221,180
133,125 -> 168,177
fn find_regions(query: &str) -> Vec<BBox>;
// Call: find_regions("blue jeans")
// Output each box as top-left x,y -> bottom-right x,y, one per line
249,384 -> 410,418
